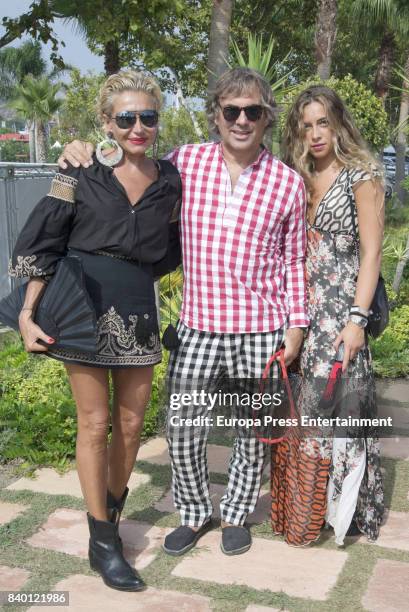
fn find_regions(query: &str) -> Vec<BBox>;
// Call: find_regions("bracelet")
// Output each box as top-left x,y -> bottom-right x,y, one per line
350,310 -> 368,319
351,305 -> 371,317
21,307 -> 33,312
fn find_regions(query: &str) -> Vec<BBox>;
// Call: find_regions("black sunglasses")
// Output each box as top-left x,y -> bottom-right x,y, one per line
111,110 -> 159,129
220,104 -> 264,122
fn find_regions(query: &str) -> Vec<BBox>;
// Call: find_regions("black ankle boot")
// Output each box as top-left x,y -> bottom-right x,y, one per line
107,487 -> 129,524
87,513 -> 145,591
107,487 -> 129,551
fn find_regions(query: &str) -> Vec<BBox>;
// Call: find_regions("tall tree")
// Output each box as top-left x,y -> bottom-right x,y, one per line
2,0 -> 188,77
351,0 -> 407,103
314,0 -> 338,79
10,75 -> 63,162
1,1 -> 63,67
124,1 -> 211,97
206,0 -> 234,138
231,1 -> 318,83
394,58 -> 409,205
207,0 -> 234,95
0,41 -> 46,101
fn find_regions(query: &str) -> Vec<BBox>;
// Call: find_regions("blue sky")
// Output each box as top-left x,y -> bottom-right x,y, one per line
1,0 -> 104,73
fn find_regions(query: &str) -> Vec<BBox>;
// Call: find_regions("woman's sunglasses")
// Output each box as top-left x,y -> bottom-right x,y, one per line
220,104 -> 264,122
111,110 -> 159,129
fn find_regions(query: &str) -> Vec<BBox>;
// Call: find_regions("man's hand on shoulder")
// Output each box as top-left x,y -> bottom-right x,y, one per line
283,327 -> 304,366
58,140 -> 95,169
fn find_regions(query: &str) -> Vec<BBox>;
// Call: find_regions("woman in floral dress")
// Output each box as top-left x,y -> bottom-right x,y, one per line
271,85 -> 385,546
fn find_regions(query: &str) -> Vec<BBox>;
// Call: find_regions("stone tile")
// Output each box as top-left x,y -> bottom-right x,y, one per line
378,404 -> 409,431
376,380 -> 409,407
137,437 -> 170,465
172,530 -> 347,600
0,565 -> 30,590
6,468 -> 150,498
27,509 -> 166,570
358,510 -> 409,552
362,558 -> 409,612
28,575 -> 212,611
380,437 -> 409,461
155,484 -> 271,524
0,501 -> 28,525
207,444 -> 232,473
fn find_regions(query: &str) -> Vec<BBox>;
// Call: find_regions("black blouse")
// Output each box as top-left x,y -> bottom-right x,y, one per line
9,156 -> 182,280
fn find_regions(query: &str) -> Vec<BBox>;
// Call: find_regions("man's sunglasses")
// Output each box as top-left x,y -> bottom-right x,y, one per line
110,110 -> 159,129
220,104 -> 264,122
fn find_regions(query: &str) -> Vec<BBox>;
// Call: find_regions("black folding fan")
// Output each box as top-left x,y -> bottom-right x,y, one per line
0,255 -> 98,353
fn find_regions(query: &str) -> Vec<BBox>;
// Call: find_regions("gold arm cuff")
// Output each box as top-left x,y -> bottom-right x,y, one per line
48,173 -> 78,203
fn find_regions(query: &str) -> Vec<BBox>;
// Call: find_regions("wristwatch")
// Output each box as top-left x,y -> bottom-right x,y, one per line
349,313 -> 368,328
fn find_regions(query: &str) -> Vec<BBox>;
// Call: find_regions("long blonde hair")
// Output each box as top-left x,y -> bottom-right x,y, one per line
283,85 -> 383,197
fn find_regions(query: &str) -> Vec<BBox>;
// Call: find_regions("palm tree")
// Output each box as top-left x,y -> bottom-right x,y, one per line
206,0 -> 234,139
392,60 -> 409,205
49,0 -> 122,75
314,0 -> 338,80
352,0 -> 409,103
49,0 -> 185,76
10,76 -> 64,162
0,41 -> 46,101
207,0 -> 234,96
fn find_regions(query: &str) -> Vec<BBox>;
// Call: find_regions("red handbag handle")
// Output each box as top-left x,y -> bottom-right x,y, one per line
253,348 -> 298,445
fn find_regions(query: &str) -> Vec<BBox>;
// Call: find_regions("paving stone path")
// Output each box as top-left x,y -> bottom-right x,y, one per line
0,383 -> 408,611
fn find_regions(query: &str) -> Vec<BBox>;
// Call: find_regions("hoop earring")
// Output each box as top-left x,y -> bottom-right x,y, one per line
96,133 -> 123,167
152,132 -> 159,160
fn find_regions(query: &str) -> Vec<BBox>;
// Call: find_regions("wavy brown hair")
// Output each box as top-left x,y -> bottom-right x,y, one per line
206,67 -> 278,135
282,85 -> 383,196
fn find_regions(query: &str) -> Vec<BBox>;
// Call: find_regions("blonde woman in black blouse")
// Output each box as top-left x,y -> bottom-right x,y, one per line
10,71 -> 181,591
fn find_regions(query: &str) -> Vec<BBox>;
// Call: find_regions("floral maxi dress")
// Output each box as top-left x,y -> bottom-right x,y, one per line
270,167 -> 384,546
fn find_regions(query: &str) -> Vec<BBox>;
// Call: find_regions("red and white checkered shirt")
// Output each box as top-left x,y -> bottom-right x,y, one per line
166,142 -> 309,333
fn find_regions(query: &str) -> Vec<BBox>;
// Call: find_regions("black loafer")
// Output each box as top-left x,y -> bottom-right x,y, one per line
221,525 -> 252,555
163,519 -> 212,556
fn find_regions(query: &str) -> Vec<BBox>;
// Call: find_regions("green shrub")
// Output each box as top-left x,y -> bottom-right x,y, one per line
385,200 -> 409,227
0,336 -> 170,467
279,74 -> 389,151
0,139 -> 29,162
0,348 -> 77,466
370,305 -> 409,377
143,353 -> 169,438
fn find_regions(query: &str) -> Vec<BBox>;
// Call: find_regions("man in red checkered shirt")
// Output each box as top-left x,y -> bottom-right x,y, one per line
162,68 -> 308,557
59,67 -> 308,558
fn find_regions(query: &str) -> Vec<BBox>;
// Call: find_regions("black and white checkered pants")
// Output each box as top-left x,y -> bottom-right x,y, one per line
166,321 -> 284,527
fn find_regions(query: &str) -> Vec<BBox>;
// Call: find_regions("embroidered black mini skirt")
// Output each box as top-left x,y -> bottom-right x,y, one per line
47,249 -> 161,368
